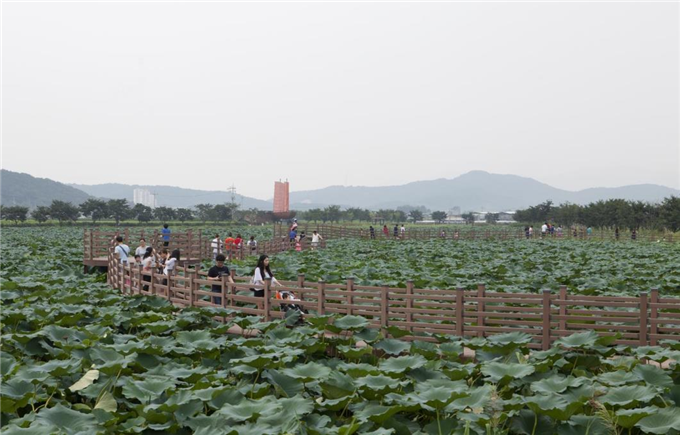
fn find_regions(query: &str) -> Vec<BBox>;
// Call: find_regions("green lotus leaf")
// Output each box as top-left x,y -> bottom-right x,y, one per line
217,398 -> 278,422
557,415 -> 610,435
555,331 -> 600,348
282,362 -> 331,382
355,374 -> 404,391
510,410 -> 556,435
635,407 -> 680,434
337,344 -> 373,359
263,370 -> 303,398
445,385 -> 492,412
94,390 -> 117,413
481,362 -> 535,382
374,339 -> 411,355
632,364 -> 674,388
35,404 -> 100,435
615,406 -> 659,428
530,376 -> 587,394
525,393 -> 582,420
599,385 -> 658,406
122,377 -> 176,403
352,403 -> 408,424
332,315 -> 370,331
379,355 -> 427,373
597,370 -> 639,386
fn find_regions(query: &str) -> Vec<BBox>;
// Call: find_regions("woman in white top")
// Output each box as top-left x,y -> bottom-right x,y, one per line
311,231 -> 323,250
164,249 -> 180,276
251,255 -> 281,297
141,247 -> 156,290
135,238 -> 148,258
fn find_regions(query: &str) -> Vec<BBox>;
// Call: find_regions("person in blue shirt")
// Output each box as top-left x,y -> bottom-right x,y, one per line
161,224 -> 171,246
289,228 -> 297,243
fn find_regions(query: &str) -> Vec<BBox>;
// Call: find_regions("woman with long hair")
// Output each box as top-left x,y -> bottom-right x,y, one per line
251,254 -> 281,297
141,246 -> 156,290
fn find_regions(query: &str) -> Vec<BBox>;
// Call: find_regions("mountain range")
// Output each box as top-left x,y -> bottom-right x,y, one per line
1,169 -> 678,212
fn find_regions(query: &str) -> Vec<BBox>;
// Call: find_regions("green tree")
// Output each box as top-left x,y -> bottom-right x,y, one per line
431,211 -> 447,223
304,208 -> 323,223
49,200 -> 80,224
176,208 -> 194,223
194,204 -> 214,223
659,196 -> 680,232
31,206 -> 51,223
132,204 -> 154,223
154,206 -> 176,222
212,204 -> 237,222
1,206 -> 29,224
461,212 -> 475,225
79,199 -> 109,224
107,199 -> 131,226
323,205 -> 342,223
408,209 -> 423,223
485,213 -> 499,224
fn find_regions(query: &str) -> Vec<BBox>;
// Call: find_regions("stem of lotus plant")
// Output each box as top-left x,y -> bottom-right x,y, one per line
569,356 -> 579,377
531,414 -> 538,435
436,408 -> 442,435
250,370 -> 261,399
340,391 -> 355,418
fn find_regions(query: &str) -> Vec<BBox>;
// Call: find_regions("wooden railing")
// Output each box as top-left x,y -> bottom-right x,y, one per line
108,260 -> 680,348
85,228 -> 326,265
275,224 -> 677,243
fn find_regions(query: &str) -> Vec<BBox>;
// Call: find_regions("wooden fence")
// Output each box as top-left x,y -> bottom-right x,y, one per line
84,228 -> 326,270
276,224 -> 677,243
108,260 -> 680,349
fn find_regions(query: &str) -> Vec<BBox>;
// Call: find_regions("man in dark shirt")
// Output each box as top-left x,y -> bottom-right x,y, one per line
207,254 -> 234,305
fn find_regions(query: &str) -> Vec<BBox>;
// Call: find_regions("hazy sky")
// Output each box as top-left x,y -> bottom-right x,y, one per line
3,1 -> 679,200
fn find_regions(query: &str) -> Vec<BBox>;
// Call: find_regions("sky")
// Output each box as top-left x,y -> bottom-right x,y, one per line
2,1 -> 679,201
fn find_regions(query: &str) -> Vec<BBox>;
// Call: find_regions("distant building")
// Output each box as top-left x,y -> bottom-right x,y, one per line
450,206 -> 461,215
133,188 -> 156,209
273,180 -> 293,219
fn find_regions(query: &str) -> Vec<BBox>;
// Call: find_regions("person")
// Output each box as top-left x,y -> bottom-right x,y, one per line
135,238 -> 148,257
541,222 -> 548,238
288,228 -> 297,243
615,227 -> 620,240
524,226 -> 530,239
295,234 -> 302,252
631,228 -> 637,241
133,254 -> 141,264
549,224 -> 555,236
157,249 -> 168,274
224,233 -> 235,254
299,231 -> 306,241
382,225 -> 389,237
114,236 -> 130,265
573,227 -> 578,238
141,247 -> 156,290
247,236 -> 257,251
369,226 -> 376,239
311,230 -> 323,250
251,254 -> 281,297
164,249 -> 180,283
393,225 -> 399,238
529,226 -> 534,237
290,219 -> 298,232
234,234 -> 243,249
587,226 -> 593,237
211,234 -> 221,259
207,254 -> 234,305
454,230 -> 460,240
440,229 -> 446,238
556,225 -> 563,237
400,224 -> 406,238
161,224 -> 171,247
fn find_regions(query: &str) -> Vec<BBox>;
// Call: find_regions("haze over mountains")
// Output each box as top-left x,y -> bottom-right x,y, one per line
2,169 -> 678,211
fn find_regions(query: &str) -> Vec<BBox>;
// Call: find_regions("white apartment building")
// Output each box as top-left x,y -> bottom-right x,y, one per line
133,188 -> 157,208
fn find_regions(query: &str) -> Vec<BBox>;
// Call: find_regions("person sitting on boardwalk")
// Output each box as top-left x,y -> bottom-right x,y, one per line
135,238 -> 148,258
251,254 -> 281,297
161,224 -> 171,247
114,236 -> 130,265
207,254 -> 234,305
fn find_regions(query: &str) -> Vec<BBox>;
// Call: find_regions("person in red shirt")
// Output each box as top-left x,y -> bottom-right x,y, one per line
234,234 -> 243,249
224,232 -> 235,252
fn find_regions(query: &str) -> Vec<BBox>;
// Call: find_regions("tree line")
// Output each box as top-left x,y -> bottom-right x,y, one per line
513,197 -> 680,231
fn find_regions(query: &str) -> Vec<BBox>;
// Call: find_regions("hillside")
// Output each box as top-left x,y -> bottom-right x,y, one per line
70,183 -> 272,210
289,171 -> 680,211
0,170 -> 92,208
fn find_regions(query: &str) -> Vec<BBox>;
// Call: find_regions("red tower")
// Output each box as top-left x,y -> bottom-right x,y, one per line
273,181 -> 291,219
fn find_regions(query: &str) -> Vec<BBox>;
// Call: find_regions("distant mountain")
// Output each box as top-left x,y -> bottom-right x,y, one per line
70,183 -> 271,210
289,171 -> 680,211
0,170 -> 92,208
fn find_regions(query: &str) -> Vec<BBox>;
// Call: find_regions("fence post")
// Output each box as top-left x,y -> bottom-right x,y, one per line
477,284 -> 485,337
650,288 -> 658,346
166,274 -> 172,303
542,289 -> 551,350
347,278 -> 354,315
381,284 -> 389,335
318,281 -> 326,316
406,280 -> 414,332
456,287 -> 465,337
137,264 -> 143,295
298,274 -> 305,301
221,275 -> 229,308
188,272 -> 194,308
89,230 -> 94,261
149,268 -> 155,296
263,278 -> 271,321
639,292 -> 648,346
558,285 -> 567,333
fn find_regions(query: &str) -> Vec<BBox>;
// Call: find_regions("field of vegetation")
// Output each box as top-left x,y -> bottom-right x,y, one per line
2,226 -> 680,434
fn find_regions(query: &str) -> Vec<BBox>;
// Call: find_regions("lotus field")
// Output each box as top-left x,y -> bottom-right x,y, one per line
1,227 -> 680,434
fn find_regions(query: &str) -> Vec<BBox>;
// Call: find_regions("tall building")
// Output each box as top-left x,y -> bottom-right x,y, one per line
273,181 -> 289,214
133,188 -> 156,209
